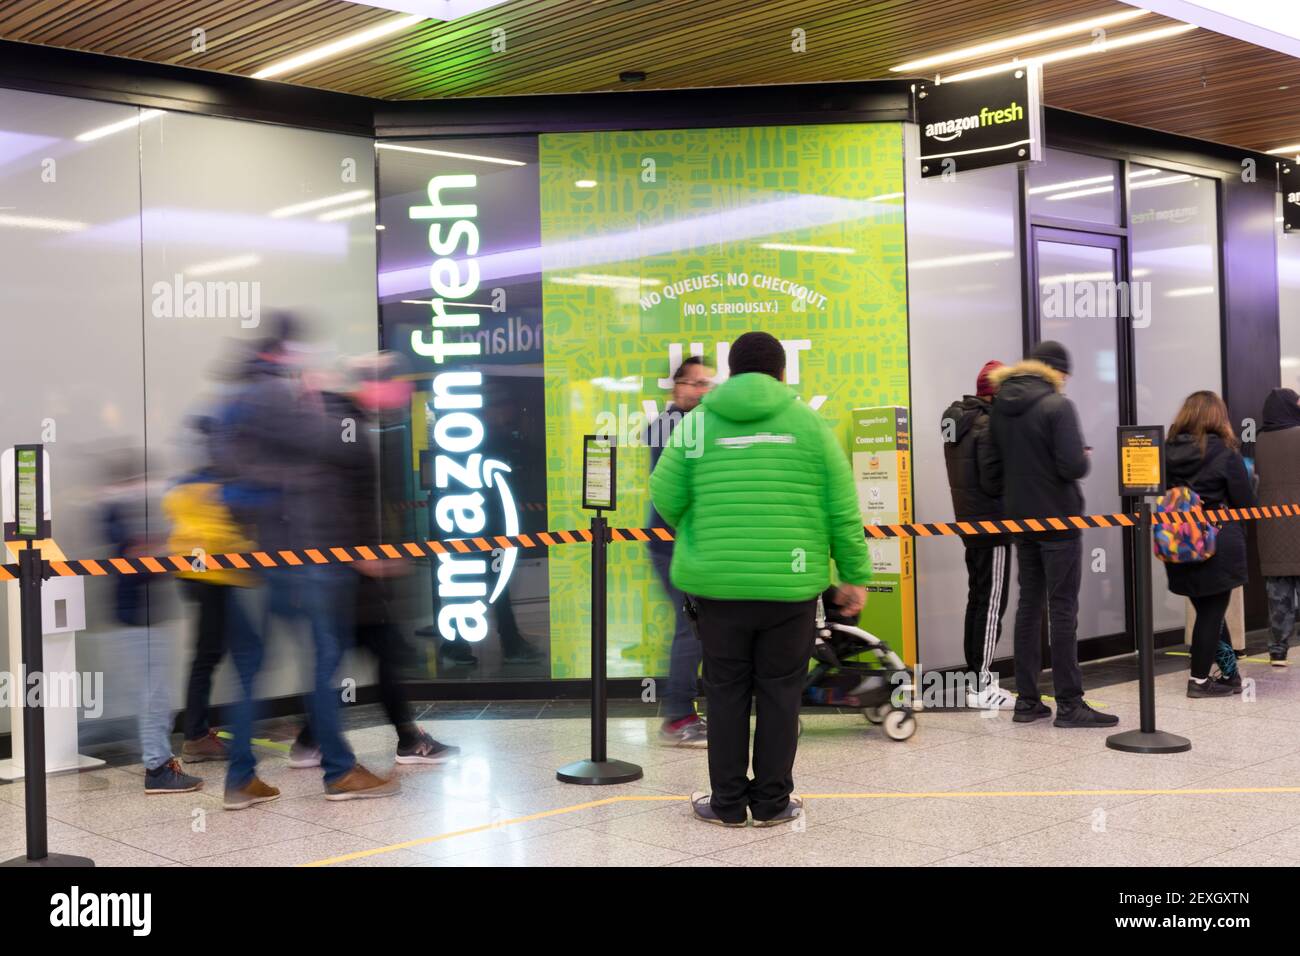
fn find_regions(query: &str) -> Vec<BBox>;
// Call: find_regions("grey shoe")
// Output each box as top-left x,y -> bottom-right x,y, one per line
690,791 -> 745,827
396,729 -> 460,764
659,715 -> 708,748
753,796 -> 804,828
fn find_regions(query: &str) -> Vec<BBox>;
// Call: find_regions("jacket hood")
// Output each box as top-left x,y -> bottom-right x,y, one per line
1262,387 -> 1300,433
943,395 -> 989,442
989,360 -> 1063,418
702,372 -> 796,422
988,359 -> 1066,392
1166,432 -> 1227,477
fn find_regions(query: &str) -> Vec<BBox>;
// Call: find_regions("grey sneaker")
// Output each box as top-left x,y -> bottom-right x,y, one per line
659,715 -> 708,748
690,791 -> 746,827
289,739 -> 322,769
396,729 -> 460,764
752,796 -> 804,828
144,758 -> 204,794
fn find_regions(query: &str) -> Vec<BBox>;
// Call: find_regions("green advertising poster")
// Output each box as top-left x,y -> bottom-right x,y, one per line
540,123 -> 909,678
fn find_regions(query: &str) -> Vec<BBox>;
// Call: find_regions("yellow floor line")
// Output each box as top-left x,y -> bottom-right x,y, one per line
214,731 -> 291,753
300,785 -> 1300,867
300,795 -> 681,867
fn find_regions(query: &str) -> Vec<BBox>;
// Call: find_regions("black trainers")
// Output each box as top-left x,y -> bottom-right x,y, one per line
1053,701 -> 1120,727
1215,672 -> 1243,694
1271,654 -> 1289,668
396,728 -> 460,765
1012,699 -> 1052,723
1187,677 -> 1235,698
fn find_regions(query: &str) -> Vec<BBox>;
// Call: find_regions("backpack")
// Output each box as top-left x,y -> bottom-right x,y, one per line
1153,485 -> 1217,563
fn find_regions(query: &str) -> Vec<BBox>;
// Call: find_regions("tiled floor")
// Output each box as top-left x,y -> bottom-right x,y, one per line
3,649 -> 1299,867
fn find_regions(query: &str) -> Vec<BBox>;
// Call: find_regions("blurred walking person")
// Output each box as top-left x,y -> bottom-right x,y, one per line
1255,387 -> 1300,667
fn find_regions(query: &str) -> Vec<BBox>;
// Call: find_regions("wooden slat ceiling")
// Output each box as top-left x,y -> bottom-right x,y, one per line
1,0 -> 1297,153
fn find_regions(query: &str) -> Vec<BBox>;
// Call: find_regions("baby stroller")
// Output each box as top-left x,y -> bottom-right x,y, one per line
799,589 -> 917,741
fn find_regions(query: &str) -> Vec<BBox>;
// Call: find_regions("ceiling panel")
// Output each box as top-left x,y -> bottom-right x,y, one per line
0,0 -> 1296,153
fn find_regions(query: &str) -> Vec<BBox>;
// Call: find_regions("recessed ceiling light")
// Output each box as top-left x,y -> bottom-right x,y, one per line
251,14 -> 422,80
942,23 -> 1197,83
348,1 -> 512,20
890,9 -> 1147,73
1267,143 -> 1300,154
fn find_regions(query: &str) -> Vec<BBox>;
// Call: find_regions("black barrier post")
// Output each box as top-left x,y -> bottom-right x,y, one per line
558,439 -> 642,785
0,546 -> 92,867
1106,500 -> 1190,755
557,514 -> 642,785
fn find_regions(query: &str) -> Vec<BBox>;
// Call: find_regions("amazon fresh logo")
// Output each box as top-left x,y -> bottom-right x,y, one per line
409,174 -> 520,644
925,101 -> 1025,142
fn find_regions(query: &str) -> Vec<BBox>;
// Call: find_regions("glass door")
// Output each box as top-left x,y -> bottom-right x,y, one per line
1031,227 -> 1130,647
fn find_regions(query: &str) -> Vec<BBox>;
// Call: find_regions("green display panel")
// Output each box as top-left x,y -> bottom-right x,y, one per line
540,123 -> 910,678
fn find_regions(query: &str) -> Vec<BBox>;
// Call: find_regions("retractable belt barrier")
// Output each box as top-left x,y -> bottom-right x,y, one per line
2,504 -> 1293,581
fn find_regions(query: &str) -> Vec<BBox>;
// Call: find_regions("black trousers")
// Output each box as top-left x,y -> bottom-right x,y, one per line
178,579 -> 229,741
1189,591 -> 1231,680
696,596 -> 817,824
1012,535 -> 1084,706
963,542 -> 1011,685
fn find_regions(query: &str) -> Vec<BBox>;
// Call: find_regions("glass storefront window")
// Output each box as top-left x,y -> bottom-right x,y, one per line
1130,162 -> 1221,632
1027,148 -> 1121,225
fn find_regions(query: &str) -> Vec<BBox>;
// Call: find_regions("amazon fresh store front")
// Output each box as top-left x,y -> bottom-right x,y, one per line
372,81 -> 1284,696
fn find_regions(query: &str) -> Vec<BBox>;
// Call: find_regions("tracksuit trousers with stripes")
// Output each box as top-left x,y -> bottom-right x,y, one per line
963,541 -> 1011,690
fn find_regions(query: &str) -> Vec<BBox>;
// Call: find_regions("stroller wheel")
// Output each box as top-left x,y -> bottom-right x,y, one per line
882,709 -> 917,741
862,704 -> 889,725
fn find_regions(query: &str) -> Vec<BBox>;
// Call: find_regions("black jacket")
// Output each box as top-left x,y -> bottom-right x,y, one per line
1163,433 -> 1256,598
941,395 -> 1002,524
979,360 -> 1089,539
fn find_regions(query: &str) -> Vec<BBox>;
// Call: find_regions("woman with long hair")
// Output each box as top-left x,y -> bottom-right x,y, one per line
1164,391 -> 1258,697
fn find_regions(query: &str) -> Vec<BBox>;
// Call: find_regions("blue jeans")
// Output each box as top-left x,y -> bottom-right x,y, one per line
650,548 -> 701,721
220,585 -> 265,789
264,565 -> 357,783
129,624 -> 174,771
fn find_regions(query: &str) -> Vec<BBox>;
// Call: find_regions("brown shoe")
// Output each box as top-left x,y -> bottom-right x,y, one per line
181,730 -> 230,763
224,777 -> 281,810
324,764 -> 400,801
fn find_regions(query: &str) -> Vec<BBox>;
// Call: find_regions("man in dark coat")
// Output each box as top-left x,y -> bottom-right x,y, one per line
979,340 -> 1118,729
942,360 -> 1014,710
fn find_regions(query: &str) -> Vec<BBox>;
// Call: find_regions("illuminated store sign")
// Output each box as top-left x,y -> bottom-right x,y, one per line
410,174 -> 520,643
915,65 -> 1043,178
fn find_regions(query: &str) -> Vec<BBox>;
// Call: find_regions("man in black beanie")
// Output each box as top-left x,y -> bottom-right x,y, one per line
978,340 -> 1119,728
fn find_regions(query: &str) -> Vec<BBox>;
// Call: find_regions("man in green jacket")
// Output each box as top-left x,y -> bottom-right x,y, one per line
650,331 -> 871,827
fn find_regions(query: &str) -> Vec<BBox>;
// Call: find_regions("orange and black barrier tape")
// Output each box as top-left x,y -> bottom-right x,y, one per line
2,505 -> 1296,581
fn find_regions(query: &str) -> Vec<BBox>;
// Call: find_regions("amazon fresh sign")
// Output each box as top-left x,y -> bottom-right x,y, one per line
410,174 -> 521,644
915,64 -> 1043,178
1283,162 -> 1300,234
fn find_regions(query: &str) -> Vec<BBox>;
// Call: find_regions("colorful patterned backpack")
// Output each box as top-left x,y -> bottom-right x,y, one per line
1153,486 -> 1217,563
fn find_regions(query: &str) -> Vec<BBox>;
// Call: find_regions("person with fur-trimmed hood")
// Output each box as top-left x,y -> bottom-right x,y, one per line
979,340 -> 1119,729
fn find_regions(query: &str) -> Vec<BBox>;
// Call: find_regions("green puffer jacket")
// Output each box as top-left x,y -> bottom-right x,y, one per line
649,372 -> 871,601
